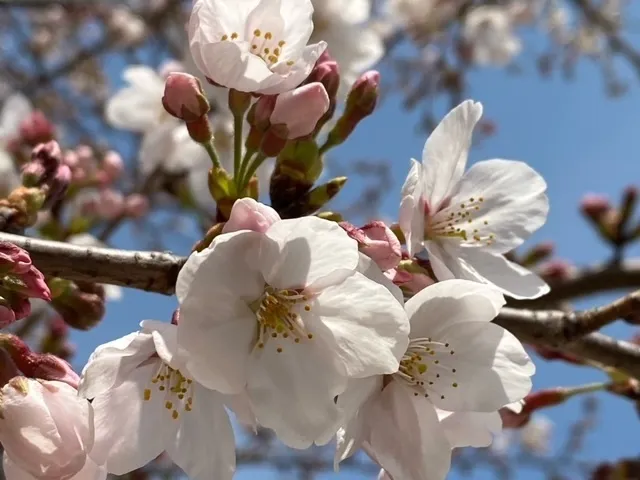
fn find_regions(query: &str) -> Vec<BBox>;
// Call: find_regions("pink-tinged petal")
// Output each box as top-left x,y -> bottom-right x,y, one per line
246,337 -> 347,449
90,361 -> 177,473
3,453 -> 38,480
222,198 -> 281,234
270,83 -> 329,138
357,254 -> 403,304
260,216 -> 359,291
404,279 -> 505,339
78,332 -> 156,400
399,159 -> 425,257
167,385 -> 236,480
421,100 -> 483,210
366,382 -> 452,480
358,221 -> 402,272
313,272 -> 409,377
429,321 -> 534,412
437,409 -> 502,448
442,159 -> 549,254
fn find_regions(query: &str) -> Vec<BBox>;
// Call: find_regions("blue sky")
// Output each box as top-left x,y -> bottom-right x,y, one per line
65,28 -> 640,480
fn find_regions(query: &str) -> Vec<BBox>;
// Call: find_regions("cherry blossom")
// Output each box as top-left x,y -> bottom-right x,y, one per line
0,94 -> 31,196
0,377 -> 105,480
399,100 -> 550,299
335,280 -> 534,480
188,0 -> 327,94
463,6 -> 522,66
310,0 -> 384,93
177,208 -> 409,448
78,321 -> 235,479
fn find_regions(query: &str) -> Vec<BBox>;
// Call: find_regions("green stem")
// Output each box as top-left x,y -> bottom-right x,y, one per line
565,382 -> 608,398
202,139 -> 221,169
236,149 -> 257,189
240,153 -> 267,192
233,114 -> 244,178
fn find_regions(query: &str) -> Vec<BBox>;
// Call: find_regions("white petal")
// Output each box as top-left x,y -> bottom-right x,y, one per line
141,320 -> 186,372
430,321 -> 534,412
222,392 -> 257,431
367,382 -> 452,480
90,362 -> 177,473
0,94 -> 31,139
78,332 -> 156,400
404,279 -> 505,340
280,0 -> 314,52
399,159 -> 426,257
456,248 -> 550,300
167,385 -> 236,480
314,272 -> 409,377
73,458 -> 107,480
3,453 -> 38,480
261,217 -> 359,292
357,254 -> 404,305
260,42 -> 327,95
445,159 -> 549,254
437,409 -> 502,448
105,66 -> 165,132
244,0 -> 285,43
421,100 -> 483,210
334,376 -> 382,470
246,340 -> 347,449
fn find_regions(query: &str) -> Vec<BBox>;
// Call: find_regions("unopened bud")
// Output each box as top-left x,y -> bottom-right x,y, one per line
521,241 -> 554,267
23,141 -> 62,187
44,164 -> 71,207
29,354 -> 80,389
270,83 -> 330,139
522,388 -> 570,414
0,242 -> 32,275
193,222 -> 226,252
325,71 -> 380,148
580,193 -> 611,220
306,58 -> 340,101
19,111 -> 55,146
162,73 -> 210,122
52,281 -> 105,331
102,151 -> 124,181
171,309 -> 180,325
539,259 -> 574,282
341,221 -> 402,271
259,127 -> 288,157
186,115 -> 213,144
125,194 -> 150,218
619,185 -> 638,238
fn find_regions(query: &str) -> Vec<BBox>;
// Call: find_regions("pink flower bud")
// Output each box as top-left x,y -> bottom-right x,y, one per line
44,164 -> 71,207
580,193 -> 611,219
0,377 -> 94,479
358,221 -> 402,271
162,72 -> 210,122
539,259 -> 574,282
223,198 -> 281,234
18,265 -> 52,301
306,59 -> 340,100
270,83 -> 330,139
346,70 -> 380,115
125,193 -> 150,218
19,111 -> 55,146
29,354 -> 80,389
0,242 -> 32,274
97,189 -> 125,220
0,306 -> 16,328
63,150 -> 79,169
76,145 -> 94,167
249,95 -> 278,132
102,151 -> 124,181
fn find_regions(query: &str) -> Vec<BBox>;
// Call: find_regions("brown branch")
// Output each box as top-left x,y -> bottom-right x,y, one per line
496,307 -> 640,380
4,232 -> 640,378
512,259 -> 640,308
0,232 -> 184,295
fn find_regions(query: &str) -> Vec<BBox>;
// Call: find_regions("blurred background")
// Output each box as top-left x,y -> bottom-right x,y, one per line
1,0 -> 639,478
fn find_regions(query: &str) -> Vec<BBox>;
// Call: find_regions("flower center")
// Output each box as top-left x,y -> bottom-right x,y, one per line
143,362 -> 194,420
425,196 -> 495,246
252,286 -> 314,353
393,336 -> 458,400
220,30 -> 295,68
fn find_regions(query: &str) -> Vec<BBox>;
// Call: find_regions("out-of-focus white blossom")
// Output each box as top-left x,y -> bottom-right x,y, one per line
463,6 -> 522,66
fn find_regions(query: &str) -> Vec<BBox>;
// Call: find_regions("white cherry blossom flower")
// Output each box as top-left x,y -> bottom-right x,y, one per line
177,210 -> 409,448
463,6 -> 522,66
310,0 -> 384,93
0,377 -> 105,480
105,66 -> 169,133
520,415 -> 553,455
188,0 -> 327,94
335,280 -> 534,480
0,94 -> 31,197
399,100 -> 550,299
78,321 -> 235,480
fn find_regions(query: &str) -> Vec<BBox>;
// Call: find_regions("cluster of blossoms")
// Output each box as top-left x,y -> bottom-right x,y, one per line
0,0 -> 555,479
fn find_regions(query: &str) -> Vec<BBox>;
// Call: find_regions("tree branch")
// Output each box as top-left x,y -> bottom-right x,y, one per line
4,232 -> 640,378
496,307 -> 640,379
